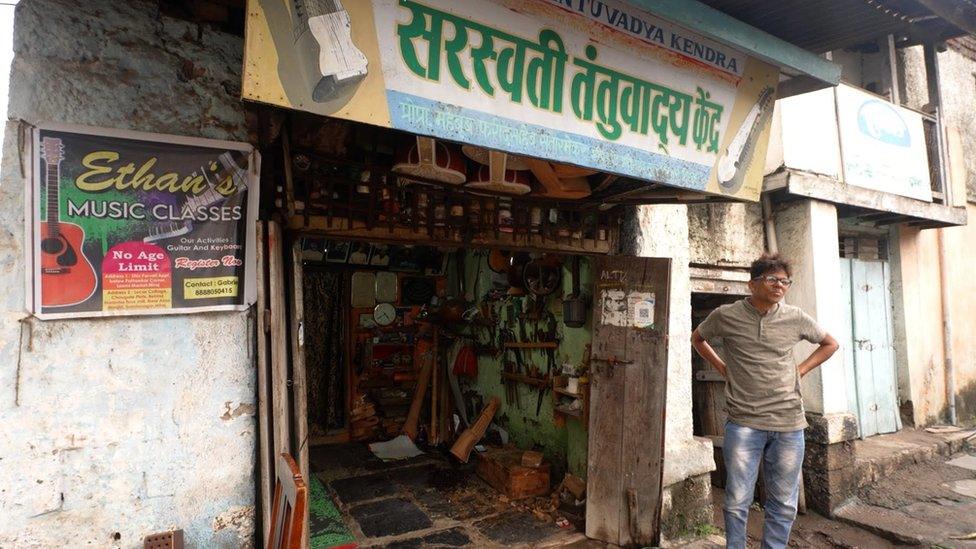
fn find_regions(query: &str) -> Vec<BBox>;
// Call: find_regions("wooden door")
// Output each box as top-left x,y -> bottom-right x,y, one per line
585,257 -> 671,547
841,258 -> 900,437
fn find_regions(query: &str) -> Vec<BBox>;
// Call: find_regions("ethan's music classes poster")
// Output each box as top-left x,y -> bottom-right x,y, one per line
29,124 -> 260,319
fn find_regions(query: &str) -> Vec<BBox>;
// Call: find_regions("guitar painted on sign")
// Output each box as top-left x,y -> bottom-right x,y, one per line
39,137 -> 97,307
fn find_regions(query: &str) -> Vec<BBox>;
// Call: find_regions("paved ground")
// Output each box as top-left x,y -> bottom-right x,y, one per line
310,443 -> 582,548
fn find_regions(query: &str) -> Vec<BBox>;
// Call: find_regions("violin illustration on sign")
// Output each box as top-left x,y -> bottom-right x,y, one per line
717,86 -> 775,195
38,137 -> 97,307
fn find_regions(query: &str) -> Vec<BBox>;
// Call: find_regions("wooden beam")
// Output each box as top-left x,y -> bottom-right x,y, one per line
255,222 -> 272,547
285,215 -> 615,255
289,240 -> 310,549
267,221 -> 292,472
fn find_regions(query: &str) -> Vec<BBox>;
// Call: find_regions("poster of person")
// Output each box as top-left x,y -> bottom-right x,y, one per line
369,244 -> 390,266
347,242 -> 371,265
30,123 -> 259,319
325,240 -> 350,263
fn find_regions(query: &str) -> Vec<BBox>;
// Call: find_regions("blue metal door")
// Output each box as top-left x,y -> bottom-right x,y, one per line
840,257 -> 901,438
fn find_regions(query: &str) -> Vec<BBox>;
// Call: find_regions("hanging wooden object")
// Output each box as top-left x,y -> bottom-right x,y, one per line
522,157 -> 592,199
461,144 -> 529,170
392,136 -> 466,184
465,149 -> 532,195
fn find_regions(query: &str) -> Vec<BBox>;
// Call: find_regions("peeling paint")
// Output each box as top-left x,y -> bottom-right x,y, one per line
213,506 -> 256,549
221,401 -> 257,421
0,1 -> 256,546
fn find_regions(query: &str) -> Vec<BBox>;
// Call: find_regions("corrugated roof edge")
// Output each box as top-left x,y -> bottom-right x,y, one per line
622,0 -> 842,87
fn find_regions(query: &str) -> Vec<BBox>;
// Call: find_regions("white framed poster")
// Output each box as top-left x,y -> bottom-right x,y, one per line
28,123 -> 260,319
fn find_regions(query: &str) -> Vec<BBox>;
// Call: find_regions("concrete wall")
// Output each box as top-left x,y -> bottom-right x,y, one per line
892,207 -> 976,426
889,226 -> 946,426
630,205 -> 715,497
888,40 -> 976,426
0,1 -> 257,546
771,199 -> 848,416
687,203 -> 765,268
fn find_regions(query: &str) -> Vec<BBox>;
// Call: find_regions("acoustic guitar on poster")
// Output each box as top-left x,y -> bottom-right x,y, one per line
39,137 -> 97,307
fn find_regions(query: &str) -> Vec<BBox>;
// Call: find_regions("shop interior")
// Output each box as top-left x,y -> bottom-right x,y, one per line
255,113 -> 655,547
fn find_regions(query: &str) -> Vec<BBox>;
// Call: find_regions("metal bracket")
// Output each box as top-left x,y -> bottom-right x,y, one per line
591,355 -> 633,378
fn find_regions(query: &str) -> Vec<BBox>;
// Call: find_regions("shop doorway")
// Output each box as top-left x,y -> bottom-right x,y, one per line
838,235 -> 901,438
253,114 -> 677,547
291,239 -> 602,547
690,292 -> 744,489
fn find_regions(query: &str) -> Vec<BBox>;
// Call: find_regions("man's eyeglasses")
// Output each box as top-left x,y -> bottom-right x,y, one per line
753,275 -> 794,287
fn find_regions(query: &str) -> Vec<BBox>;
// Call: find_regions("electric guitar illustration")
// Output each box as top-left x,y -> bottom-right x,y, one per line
291,0 -> 368,102
717,86 -> 775,194
39,137 -> 97,307
144,151 -> 249,243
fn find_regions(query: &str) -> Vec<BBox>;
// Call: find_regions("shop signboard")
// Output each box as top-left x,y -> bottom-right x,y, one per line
29,123 -> 260,319
243,0 -> 779,201
835,85 -> 933,202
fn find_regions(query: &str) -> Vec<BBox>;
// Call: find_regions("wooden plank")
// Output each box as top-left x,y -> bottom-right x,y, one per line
255,221 -> 272,547
850,259 -> 877,438
862,260 -> 899,435
268,221 -> 292,465
619,258 -> 670,547
585,263 -> 627,544
289,240 -> 310,549
585,256 -> 670,546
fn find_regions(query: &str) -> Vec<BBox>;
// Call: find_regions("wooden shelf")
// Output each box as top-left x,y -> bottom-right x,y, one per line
554,405 -> 583,417
552,375 -> 589,430
500,372 -> 549,388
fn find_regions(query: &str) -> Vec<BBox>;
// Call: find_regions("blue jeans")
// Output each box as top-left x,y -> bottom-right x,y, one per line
723,421 -> 805,549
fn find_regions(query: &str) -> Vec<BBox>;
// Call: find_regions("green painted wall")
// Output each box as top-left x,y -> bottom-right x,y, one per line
449,252 -> 593,479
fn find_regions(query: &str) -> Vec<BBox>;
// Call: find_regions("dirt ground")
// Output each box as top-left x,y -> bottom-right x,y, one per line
710,488 -> 903,548
856,459 -> 976,510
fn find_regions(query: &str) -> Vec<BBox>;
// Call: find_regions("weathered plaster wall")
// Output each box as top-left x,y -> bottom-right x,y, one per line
631,205 -> 714,491
771,199 -> 848,416
942,203 -> 976,422
687,203 -> 765,268
890,226 -> 947,426
934,45 -> 976,202
889,41 -> 976,426
0,1 -> 256,546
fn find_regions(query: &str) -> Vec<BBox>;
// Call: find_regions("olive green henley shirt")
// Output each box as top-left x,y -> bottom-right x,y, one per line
697,299 -> 826,432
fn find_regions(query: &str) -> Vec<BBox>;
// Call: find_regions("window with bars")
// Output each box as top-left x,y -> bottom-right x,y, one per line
839,234 -> 888,260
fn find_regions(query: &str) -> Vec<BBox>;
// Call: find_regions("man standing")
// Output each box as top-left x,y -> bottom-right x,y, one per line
691,254 -> 839,549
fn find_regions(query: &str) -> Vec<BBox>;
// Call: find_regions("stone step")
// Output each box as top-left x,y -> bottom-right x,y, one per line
850,428 -> 976,493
